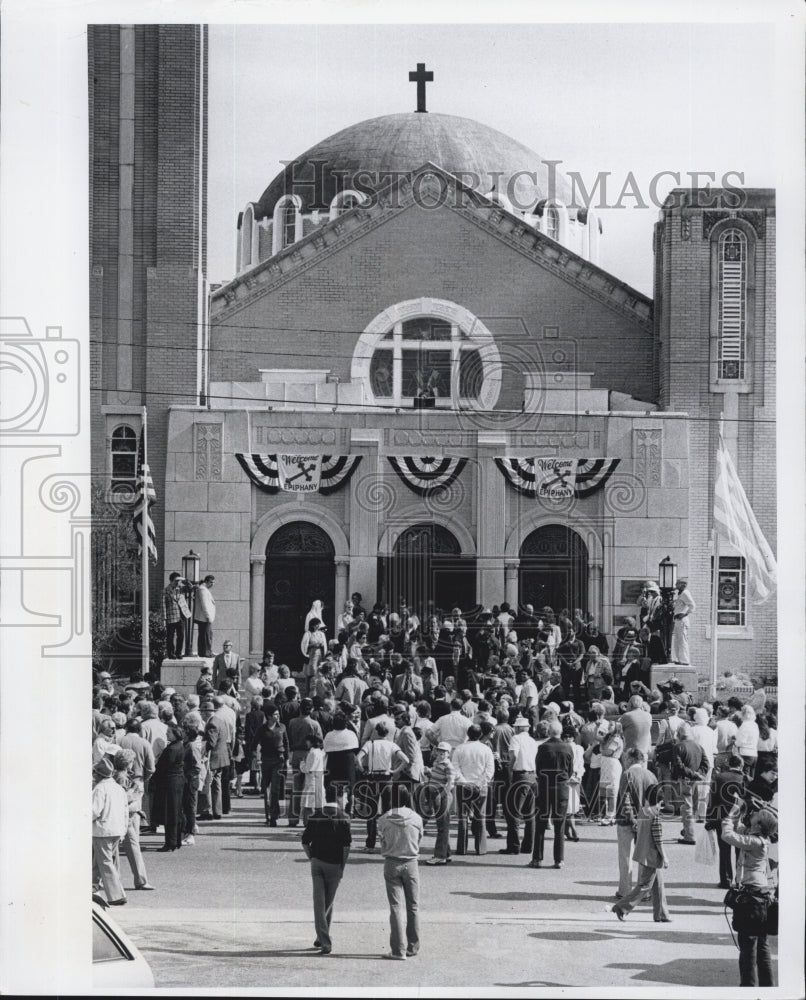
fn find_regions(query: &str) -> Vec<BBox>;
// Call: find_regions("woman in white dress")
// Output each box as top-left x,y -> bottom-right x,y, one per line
299,733 -> 326,824
563,721 -> 585,841
301,609 -> 327,694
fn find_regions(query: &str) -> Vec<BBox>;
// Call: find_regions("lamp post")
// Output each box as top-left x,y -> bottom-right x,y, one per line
182,550 -> 200,657
658,555 -> 678,663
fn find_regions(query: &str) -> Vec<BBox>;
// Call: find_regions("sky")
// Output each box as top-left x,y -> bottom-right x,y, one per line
208,22 -> 776,294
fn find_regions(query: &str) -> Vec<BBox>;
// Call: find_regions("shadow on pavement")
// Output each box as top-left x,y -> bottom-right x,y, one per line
451,890 -> 590,903
145,946 -> 387,961
606,957 -> 751,986
528,928 -> 736,946
575,880 -> 726,891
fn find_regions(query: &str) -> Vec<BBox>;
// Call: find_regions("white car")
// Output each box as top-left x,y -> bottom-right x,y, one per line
92,897 -> 155,989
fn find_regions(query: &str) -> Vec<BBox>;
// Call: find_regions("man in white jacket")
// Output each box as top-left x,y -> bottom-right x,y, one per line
92,757 -> 129,905
193,575 -> 216,657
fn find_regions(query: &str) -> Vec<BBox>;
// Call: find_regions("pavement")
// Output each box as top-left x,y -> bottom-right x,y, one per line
111,794 -> 775,990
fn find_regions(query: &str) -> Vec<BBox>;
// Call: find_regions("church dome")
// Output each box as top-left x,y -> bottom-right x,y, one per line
254,112 -> 573,217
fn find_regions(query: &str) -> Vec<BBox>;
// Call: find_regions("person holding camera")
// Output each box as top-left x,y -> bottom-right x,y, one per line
163,572 -> 191,659
721,797 -> 778,987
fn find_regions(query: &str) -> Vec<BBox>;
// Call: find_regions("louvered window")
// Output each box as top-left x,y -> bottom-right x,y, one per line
718,229 -> 746,379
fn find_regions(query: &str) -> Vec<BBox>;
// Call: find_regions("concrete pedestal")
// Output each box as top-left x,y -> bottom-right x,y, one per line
161,657 -> 213,697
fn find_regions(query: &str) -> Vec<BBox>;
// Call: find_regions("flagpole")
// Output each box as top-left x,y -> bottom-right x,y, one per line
141,405 -> 151,676
709,415 -> 724,701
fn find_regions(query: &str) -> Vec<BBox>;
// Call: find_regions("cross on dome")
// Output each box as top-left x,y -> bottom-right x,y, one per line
409,62 -> 434,113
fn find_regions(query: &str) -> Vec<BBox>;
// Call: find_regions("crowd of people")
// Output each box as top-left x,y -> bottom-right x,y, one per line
92,588 -> 779,984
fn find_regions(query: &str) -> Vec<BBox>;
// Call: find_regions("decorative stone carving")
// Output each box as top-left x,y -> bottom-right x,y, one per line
256,428 -> 338,446
195,423 -> 222,481
680,214 -> 691,241
702,209 -> 765,239
633,428 -> 662,487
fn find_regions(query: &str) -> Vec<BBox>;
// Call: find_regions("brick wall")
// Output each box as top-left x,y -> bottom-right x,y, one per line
210,202 -> 656,407
89,25 -> 207,619
654,191 -> 776,679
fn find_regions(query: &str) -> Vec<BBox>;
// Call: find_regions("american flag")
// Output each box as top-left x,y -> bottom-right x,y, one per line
134,428 -> 158,565
713,434 -> 776,603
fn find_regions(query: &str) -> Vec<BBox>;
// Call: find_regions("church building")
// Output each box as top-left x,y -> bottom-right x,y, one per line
90,29 -> 776,678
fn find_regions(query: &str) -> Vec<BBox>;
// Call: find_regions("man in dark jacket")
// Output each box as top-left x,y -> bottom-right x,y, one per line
529,720 -> 574,869
302,784 -> 352,955
287,698 -> 324,827
204,697 -> 232,820
672,722 -> 708,843
250,701 -> 290,826
705,754 -> 746,886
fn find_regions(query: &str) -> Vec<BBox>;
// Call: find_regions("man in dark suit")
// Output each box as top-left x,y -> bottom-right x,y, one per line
539,671 -> 566,710
705,754 -> 746,887
204,696 -> 232,820
212,639 -> 242,690
529,720 -> 574,869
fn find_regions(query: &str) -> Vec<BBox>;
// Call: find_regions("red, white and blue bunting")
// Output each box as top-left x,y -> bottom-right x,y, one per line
235,454 -> 362,495
388,456 -> 468,497
494,457 -> 621,498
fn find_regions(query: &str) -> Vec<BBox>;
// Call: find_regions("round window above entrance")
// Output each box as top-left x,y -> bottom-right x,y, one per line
353,298 -> 501,410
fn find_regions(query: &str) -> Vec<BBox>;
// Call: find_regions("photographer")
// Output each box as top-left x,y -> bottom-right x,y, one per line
721,796 -> 778,987
163,572 -> 191,659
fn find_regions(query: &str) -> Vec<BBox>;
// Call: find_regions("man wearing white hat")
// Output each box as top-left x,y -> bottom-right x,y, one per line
501,716 -> 539,855
671,580 -> 696,665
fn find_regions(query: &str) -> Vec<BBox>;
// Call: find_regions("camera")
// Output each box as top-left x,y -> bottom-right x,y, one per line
0,318 -> 80,435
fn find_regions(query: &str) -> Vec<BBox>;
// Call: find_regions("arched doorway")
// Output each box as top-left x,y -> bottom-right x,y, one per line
382,523 -> 476,619
264,521 -> 335,668
518,524 -> 588,616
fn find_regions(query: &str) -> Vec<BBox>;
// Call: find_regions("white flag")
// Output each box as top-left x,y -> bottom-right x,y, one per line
713,436 -> 776,603
277,454 -> 322,493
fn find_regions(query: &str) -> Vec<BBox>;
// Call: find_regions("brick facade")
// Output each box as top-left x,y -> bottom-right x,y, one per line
89,25 -> 208,626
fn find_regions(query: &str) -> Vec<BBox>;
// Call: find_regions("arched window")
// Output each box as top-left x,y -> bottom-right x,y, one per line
110,425 -> 138,495
240,205 -> 254,270
545,205 -> 560,242
717,228 -> 747,380
366,317 -> 486,405
282,203 -> 296,249
272,195 -> 302,255
354,299 -> 501,410
329,190 -> 365,220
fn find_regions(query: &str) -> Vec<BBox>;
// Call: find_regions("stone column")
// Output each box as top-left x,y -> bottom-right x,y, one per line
505,560 -> 520,610
588,560 -> 603,627
476,434 -> 508,607
349,429 -> 382,605
250,556 -> 266,656
335,558 -> 350,621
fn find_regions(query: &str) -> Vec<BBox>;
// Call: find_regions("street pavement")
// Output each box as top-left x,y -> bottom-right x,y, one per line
112,793 -> 774,990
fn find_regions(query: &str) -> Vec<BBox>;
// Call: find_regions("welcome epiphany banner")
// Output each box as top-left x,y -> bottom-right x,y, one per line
235,454 -> 362,495
495,457 -> 621,498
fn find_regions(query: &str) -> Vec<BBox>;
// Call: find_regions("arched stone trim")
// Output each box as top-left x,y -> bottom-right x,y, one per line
272,194 -> 303,256
352,297 -> 502,410
505,510 -> 604,565
378,509 -> 476,558
329,189 -> 368,221
251,502 -> 349,561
